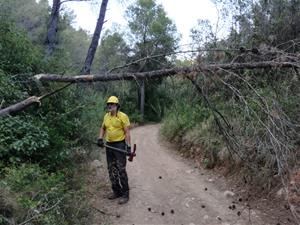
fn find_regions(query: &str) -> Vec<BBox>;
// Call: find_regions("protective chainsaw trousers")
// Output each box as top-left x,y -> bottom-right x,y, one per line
106,140 -> 129,197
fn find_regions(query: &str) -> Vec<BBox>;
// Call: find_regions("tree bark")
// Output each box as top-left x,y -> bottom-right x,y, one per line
0,97 -> 41,117
45,0 -> 61,56
81,0 -> 109,74
45,0 -> 92,56
35,61 -> 300,83
2,60 -> 299,117
140,79 -> 145,120
0,83 -> 72,117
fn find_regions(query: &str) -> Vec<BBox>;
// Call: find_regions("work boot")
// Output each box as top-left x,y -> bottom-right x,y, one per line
118,196 -> 129,204
107,192 -> 121,200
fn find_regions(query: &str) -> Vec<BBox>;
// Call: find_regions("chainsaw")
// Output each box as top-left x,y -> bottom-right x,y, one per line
95,142 -> 137,162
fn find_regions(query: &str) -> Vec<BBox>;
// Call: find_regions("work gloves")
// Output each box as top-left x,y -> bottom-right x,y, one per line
97,138 -> 104,147
125,144 -> 131,154
97,139 -> 131,155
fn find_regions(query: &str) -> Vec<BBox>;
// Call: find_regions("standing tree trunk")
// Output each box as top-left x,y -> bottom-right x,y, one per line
139,79 -> 145,120
45,0 -> 61,56
81,0 -> 109,74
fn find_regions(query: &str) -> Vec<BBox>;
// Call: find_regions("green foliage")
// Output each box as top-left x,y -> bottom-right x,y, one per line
3,164 -> 64,193
0,164 -> 89,225
161,63 -> 299,182
161,102 -> 212,137
185,116 -> 223,168
90,0 -> 181,122
0,1 -> 106,223
0,81 -> 85,169
190,19 -> 215,49
0,2 -> 105,170
160,77 -> 223,169
93,28 -> 129,73
160,111 -> 187,140
161,77 -> 212,140
0,116 -> 49,165
60,27 -> 90,73
0,22 -> 44,74
111,88 -> 144,124
209,0 -> 300,50
251,0 -> 300,46
126,0 -> 179,68
0,71 -> 25,105
161,104 -> 211,139
0,0 -> 48,44
0,1 -> 297,223
124,0 -> 180,121
73,88 -> 106,145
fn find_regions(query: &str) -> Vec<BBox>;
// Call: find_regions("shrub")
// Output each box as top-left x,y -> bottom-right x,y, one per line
0,116 -> 49,165
0,164 -> 89,225
161,99 -> 212,141
0,22 -> 43,74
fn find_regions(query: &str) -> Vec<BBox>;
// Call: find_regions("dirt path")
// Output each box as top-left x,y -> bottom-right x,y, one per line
91,124 -> 268,225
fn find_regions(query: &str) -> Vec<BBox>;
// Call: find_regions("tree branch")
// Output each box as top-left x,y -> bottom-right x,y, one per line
0,96 -> 41,117
108,49 -> 228,73
18,199 -> 62,225
0,83 -> 73,117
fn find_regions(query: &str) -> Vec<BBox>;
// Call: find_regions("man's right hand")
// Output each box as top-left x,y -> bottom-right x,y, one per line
97,138 -> 104,147
125,144 -> 131,154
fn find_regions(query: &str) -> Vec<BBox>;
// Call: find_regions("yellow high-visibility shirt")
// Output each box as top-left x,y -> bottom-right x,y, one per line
102,111 -> 130,142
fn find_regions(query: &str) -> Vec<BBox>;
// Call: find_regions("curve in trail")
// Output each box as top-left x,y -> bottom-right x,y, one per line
107,124 -> 265,225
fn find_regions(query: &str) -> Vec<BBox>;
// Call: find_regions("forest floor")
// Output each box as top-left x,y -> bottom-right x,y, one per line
88,124 -> 297,225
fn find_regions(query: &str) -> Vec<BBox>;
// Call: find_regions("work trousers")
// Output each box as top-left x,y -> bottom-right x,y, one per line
106,140 -> 129,197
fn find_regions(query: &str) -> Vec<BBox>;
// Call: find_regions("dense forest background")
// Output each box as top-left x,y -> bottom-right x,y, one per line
0,0 -> 299,223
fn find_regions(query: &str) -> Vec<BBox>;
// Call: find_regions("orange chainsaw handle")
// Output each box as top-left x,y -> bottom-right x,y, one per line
128,144 -> 136,162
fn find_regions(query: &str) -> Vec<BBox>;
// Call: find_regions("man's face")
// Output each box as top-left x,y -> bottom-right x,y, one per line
107,103 -> 117,112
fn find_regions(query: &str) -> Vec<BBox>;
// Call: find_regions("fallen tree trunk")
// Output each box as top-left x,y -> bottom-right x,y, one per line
1,61 -> 299,117
0,96 -> 41,117
0,83 -> 72,117
35,61 -> 299,83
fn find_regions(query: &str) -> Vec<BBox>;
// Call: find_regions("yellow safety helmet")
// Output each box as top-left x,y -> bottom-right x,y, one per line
107,96 -> 119,104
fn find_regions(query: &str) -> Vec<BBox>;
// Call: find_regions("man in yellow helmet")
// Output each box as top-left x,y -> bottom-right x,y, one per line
97,96 -> 131,204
